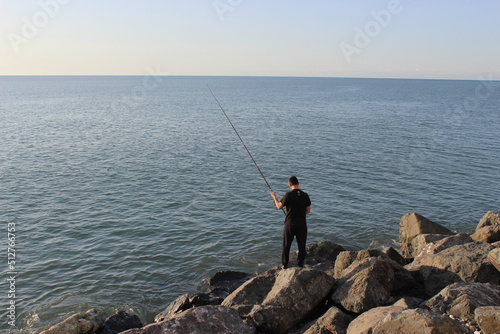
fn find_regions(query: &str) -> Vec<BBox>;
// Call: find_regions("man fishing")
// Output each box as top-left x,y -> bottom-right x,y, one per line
271,176 -> 311,269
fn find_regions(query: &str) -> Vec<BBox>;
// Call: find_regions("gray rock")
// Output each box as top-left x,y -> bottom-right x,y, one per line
371,308 -> 469,334
422,282 -> 500,321
121,305 -> 256,334
222,268 -> 277,309
399,213 -> 453,259
392,296 -> 424,309
96,311 -> 142,334
417,242 -> 499,296
407,234 -> 450,262
154,292 -> 222,322
406,234 -> 473,271
249,268 -> 335,334
382,246 -> 406,266
303,306 -> 353,334
301,241 -> 346,269
208,270 -> 254,295
332,257 -> 393,314
346,305 -> 406,334
334,249 -> 415,294
489,248 -> 500,272
40,308 -> 105,334
475,306 -> 500,334
223,267 -> 335,334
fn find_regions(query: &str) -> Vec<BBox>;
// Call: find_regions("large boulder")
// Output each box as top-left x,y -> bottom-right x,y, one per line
472,211 -> 500,243
416,242 -> 499,296
96,311 -> 142,334
40,309 -> 105,334
475,306 -> 500,334
154,292 -> 222,322
406,234 -> 473,270
399,213 -> 453,259
332,257 -> 393,314
222,268 -> 278,311
223,267 -> 335,334
302,306 -> 353,334
477,211 -> 500,229
121,305 -> 256,334
371,308 -> 469,334
334,249 -> 415,294
422,282 -> 500,321
346,305 -> 406,334
489,248 -> 500,272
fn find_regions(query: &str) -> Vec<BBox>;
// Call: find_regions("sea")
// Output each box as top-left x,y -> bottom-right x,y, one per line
1,76 -> 499,333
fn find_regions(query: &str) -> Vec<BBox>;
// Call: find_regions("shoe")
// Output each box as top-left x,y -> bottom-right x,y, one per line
298,262 -> 304,268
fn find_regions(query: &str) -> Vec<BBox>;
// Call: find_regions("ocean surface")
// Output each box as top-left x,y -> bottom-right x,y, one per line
1,76 -> 499,332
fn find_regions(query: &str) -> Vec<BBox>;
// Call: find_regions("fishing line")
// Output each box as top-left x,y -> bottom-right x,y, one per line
208,86 -> 285,215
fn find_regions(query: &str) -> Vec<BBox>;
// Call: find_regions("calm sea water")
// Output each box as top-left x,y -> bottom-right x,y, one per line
1,76 -> 499,332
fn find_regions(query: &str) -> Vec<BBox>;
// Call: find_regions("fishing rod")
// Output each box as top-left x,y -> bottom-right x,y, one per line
208,86 -> 286,215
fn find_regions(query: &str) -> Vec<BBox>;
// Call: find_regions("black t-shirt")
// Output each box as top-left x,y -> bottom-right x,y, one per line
281,189 -> 311,226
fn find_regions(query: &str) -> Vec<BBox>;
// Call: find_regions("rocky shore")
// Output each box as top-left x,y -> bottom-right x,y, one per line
40,211 -> 500,334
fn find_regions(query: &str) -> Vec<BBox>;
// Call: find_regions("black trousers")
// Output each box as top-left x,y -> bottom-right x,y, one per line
282,223 -> 307,267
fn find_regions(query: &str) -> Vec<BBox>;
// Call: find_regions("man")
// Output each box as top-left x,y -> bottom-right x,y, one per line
270,176 -> 311,269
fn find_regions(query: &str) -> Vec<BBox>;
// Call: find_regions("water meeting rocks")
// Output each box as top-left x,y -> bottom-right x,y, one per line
96,311 -> 143,334
399,212 -> 453,259
39,308 -> 105,334
39,211 -> 500,334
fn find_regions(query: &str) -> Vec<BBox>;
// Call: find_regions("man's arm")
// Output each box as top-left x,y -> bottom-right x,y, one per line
270,192 -> 284,210
305,206 -> 311,214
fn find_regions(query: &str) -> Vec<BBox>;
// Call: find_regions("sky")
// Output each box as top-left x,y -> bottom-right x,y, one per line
1,0 -> 499,79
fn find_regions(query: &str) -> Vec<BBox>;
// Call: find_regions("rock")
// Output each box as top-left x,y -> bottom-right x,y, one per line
472,225 -> 500,243
489,248 -> 500,272
407,234 -> 450,261
222,268 -> 277,309
371,308 -> 469,333
40,309 -> 105,334
477,211 -> 500,230
332,257 -> 393,314
406,234 -> 473,270
475,306 -> 500,334
96,311 -> 142,334
301,241 -> 346,269
302,306 -> 353,334
121,305 -> 256,334
399,213 -> 453,259
346,305 -> 406,334
334,249 -> 415,294
392,296 -> 424,309
223,267 -> 335,334
154,292 -> 222,322
416,242 -> 499,296
382,246 -> 406,266
422,282 -> 500,321
208,270 -> 254,296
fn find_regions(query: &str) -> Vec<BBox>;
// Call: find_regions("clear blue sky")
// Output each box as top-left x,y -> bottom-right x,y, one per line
1,0 -> 499,79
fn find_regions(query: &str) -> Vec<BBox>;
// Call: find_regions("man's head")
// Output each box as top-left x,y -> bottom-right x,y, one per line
288,176 -> 299,186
